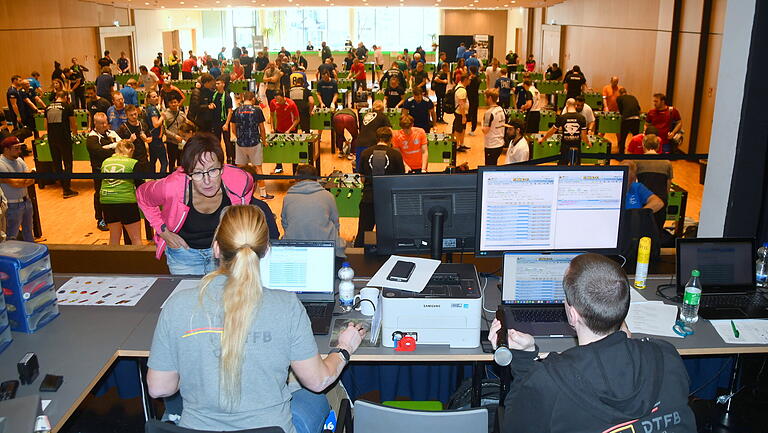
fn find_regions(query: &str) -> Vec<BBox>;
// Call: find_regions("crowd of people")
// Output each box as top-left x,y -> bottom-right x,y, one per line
0,34 -> 699,433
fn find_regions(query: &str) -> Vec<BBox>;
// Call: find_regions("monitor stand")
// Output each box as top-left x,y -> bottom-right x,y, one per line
430,210 -> 446,261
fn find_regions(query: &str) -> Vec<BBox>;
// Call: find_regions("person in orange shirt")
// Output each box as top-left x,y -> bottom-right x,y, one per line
392,114 -> 428,173
602,76 -> 621,112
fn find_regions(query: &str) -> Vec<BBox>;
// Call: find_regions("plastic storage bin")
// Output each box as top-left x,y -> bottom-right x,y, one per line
0,324 -> 11,354
8,301 -> 59,334
0,241 -> 51,283
6,285 -> 56,316
0,308 -> 8,330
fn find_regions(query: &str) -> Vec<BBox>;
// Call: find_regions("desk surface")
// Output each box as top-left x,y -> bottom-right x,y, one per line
1,274 -> 766,432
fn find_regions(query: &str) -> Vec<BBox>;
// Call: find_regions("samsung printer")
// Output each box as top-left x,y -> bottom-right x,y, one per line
381,263 -> 482,348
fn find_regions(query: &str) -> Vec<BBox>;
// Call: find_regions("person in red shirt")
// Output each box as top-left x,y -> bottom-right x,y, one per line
627,125 -> 658,155
151,59 -> 165,87
181,56 -> 197,80
645,93 -> 682,153
269,93 -> 300,174
350,57 -> 367,91
391,114 -> 428,173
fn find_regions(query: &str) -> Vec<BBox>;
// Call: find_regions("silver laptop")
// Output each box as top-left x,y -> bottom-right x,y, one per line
261,240 -> 336,334
501,253 -> 578,337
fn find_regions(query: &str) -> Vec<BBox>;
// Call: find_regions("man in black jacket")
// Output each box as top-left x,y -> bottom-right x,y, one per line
354,126 -> 404,247
188,73 -> 216,132
489,253 -> 696,433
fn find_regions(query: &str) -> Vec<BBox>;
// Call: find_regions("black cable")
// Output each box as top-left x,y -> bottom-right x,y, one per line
656,283 -> 681,303
688,358 -> 734,397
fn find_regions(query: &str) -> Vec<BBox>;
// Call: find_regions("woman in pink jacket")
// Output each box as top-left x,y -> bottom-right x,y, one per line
137,133 -> 255,275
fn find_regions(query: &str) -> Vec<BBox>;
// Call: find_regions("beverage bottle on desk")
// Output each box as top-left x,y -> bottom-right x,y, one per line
679,269 -> 702,324
756,243 -> 768,288
338,261 -> 355,312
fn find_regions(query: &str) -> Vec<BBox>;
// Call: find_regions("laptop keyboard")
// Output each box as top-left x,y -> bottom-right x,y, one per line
701,294 -> 768,308
511,308 -> 567,323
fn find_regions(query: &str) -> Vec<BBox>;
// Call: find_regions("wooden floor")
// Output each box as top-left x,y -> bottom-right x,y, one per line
26,106 -> 704,246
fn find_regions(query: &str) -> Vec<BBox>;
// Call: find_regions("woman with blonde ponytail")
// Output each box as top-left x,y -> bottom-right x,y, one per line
147,205 -> 366,433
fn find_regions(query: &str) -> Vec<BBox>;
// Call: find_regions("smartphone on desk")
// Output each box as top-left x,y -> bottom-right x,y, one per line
387,260 -> 416,282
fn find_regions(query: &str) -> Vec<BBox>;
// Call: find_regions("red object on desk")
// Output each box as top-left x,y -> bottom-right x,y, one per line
395,336 -> 417,352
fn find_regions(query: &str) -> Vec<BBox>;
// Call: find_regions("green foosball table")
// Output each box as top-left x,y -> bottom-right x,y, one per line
327,175 -> 363,218
264,133 -> 320,170
426,133 -> 456,165
581,135 -> 610,165
310,108 -> 334,130
229,80 -> 251,94
174,80 -> 196,91
359,108 -> 402,130
531,133 -> 562,161
115,74 -> 140,86
536,80 -> 564,95
251,71 -> 264,83
596,112 -> 621,134
34,133 -> 90,162
538,110 -> 557,132
507,109 -> 527,123
583,92 -> 603,110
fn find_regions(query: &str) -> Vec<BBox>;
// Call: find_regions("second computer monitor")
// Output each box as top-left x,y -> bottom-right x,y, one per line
373,173 -> 477,255
475,165 -> 628,256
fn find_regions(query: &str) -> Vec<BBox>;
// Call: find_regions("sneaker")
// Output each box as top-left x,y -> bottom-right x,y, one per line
346,153 -> 355,160
337,152 -> 345,159
63,190 -> 79,199
458,145 -> 471,152
467,131 -> 476,136
97,220 -> 108,231
260,193 -> 275,200
272,168 -> 283,174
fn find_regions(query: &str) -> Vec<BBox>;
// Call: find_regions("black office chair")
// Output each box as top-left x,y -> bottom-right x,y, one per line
619,208 -> 661,272
636,172 -> 669,231
145,420 -> 284,433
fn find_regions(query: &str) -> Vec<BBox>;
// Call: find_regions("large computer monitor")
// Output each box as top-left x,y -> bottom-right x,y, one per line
475,165 -> 628,256
373,173 -> 477,257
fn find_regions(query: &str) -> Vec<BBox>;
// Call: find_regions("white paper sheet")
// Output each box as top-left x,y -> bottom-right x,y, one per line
41,400 -> 51,411
630,288 -> 651,304
366,255 -> 441,293
161,279 -> 201,308
625,301 -> 682,338
710,319 -> 768,344
56,277 -> 157,307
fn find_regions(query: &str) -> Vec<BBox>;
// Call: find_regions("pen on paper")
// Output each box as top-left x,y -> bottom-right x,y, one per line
730,320 -> 740,338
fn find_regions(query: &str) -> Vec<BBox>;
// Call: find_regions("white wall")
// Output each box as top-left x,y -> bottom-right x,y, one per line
698,0 -> 757,236
506,8 -> 526,55
133,9 -> 203,67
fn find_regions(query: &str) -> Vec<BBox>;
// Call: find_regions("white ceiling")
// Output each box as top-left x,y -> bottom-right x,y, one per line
87,0 -> 563,10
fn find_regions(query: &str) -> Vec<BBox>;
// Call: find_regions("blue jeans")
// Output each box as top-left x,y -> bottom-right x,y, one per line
163,388 -> 329,433
149,141 -> 168,174
165,247 -> 216,276
6,200 -> 33,241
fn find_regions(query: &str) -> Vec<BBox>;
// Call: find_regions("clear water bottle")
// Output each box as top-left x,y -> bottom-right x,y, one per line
338,262 -> 355,312
680,269 -> 702,324
756,243 -> 768,288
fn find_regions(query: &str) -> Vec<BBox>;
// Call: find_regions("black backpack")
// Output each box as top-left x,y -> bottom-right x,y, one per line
443,85 -> 461,115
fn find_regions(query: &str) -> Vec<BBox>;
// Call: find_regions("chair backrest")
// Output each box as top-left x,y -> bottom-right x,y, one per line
353,400 -> 488,433
636,171 -> 669,229
145,419 -> 284,433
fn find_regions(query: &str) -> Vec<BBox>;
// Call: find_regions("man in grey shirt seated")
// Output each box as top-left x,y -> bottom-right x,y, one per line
281,164 -> 346,259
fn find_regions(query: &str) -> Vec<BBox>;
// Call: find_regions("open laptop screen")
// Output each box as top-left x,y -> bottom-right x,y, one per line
502,253 -> 578,304
676,238 -> 755,292
261,240 -> 335,294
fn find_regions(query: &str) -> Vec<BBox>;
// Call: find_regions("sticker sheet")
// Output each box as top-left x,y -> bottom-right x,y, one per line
55,277 -> 157,306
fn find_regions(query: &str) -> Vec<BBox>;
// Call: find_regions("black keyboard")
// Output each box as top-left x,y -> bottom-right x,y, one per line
511,308 -> 567,323
304,302 -> 333,318
701,294 -> 768,308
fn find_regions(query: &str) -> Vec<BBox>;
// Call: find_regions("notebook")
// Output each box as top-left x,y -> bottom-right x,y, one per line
676,238 -> 768,320
500,253 -> 578,337
261,240 -> 337,334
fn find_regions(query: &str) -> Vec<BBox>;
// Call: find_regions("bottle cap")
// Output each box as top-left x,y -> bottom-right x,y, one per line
342,261 -> 350,268
691,270 -> 700,277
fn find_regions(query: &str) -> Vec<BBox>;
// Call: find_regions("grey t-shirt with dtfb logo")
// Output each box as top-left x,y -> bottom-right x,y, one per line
148,275 -> 318,433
